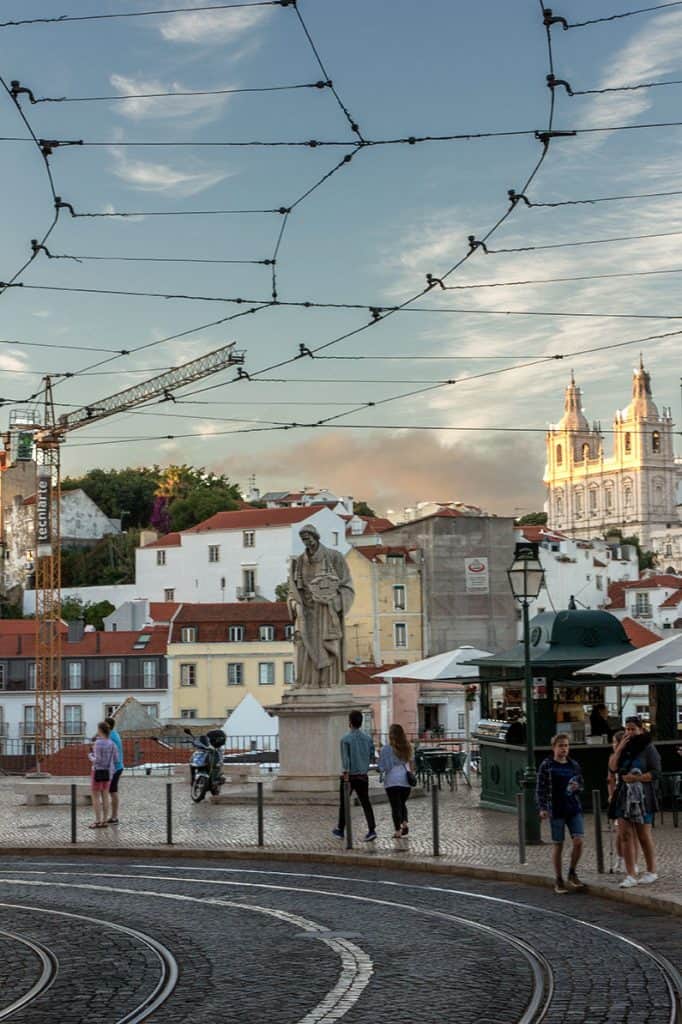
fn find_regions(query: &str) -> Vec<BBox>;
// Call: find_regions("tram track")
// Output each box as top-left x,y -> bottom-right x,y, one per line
0,863 -> 679,1023
0,903 -> 178,1024
0,928 -> 58,1021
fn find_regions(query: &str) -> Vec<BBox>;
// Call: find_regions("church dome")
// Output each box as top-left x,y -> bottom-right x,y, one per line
622,356 -> 659,421
555,372 -> 590,431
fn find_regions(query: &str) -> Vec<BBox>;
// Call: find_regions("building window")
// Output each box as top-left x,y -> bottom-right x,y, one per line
0,663 -> 5,688
556,444 -> 563,466
624,486 -> 633,510
394,623 -> 407,648
596,575 -> 603,591
284,624 -> 295,641
208,544 -> 220,563
23,705 -> 37,735
589,489 -> 598,513
604,487 -> 613,511
104,703 -> 120,719
582,442 -> 590,461
227,663 -> 244,686
258,662 -> 275,685
458,713 -> 465,731
284,662 -> 295,685
108,662 -> 122,689
574,489 -> 584,515
67,662 -> 82,690
27,664 -> 37,691
243,530 -> 255,548
180,663 -> 196,687
634,593 -> 651,618
332,531 -> 339,546
242,569 -> 256,596
259,625 -> 275,642
180,709 -> 197,719
652,430 -> 661,453
393,585 -> 406,611
142,703 -> 159,718
625,432 -> 632,454
180,626 -> 197,643
555,494 -> 563,517
142,661 -> 157,688
63,705 -> 83,736
164,588 -> 175,602
228,625 -> 245,642
156,550 -> 166,566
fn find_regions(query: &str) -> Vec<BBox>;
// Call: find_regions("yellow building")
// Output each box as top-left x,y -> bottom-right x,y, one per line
345,546 -> 423,666
167,603 -> 295,721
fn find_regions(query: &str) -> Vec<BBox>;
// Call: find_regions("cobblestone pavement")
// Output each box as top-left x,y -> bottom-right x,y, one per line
0,854 -> 679,1023
1,775 -> 680,912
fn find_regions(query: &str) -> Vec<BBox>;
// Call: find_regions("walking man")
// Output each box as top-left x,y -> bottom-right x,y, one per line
333,710 -> 377,842
105,715 -> 124,825
536,733 -> 586,894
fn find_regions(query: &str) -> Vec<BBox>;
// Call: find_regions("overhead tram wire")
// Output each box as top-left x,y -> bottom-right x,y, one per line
11,281 -> 682,322
438,267 -> 682,290
26,81 -> 332,104
0,2 -> 284,29
563,2 -> 682,29
519,187 -> 682,206
570,79 -> 682,96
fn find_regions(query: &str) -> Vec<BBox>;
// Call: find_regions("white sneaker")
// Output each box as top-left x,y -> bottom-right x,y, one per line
614,857 -> 625,873
619,875 -> 638,888
637,872 -> 658,885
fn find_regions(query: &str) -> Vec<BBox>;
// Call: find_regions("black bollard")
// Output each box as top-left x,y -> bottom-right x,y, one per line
257,781 -> 264,847
516,792 -> 526,865
431,783 -> 440,857
70,783 -> 77,844
166,782 -> 173,846
593,789 -> 604,874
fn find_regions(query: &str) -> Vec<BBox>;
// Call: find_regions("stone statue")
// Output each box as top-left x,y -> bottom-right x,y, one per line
288,525 -> 354,689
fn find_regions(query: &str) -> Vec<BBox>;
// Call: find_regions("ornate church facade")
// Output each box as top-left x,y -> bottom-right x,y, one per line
544,361 -> 681,549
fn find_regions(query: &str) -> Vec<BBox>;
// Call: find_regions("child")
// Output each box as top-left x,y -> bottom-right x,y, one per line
536,733 -> 586,894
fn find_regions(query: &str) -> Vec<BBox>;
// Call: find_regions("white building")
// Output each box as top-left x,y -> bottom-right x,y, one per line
388,501 -> 485,525
135,505 -> 350,604
607,573 -> 682,633
517,526 -> 639,627
544,361 -> 681,548
649,523 -> 682,572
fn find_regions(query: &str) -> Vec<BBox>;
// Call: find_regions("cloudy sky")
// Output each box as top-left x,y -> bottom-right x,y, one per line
1,0 -> 682,516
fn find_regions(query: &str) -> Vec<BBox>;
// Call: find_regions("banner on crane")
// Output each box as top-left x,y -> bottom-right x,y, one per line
36,468 -> 52,556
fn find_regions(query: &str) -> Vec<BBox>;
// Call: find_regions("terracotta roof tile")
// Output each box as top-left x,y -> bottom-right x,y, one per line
186,507 -> 318,532
660,589 -> 682,609
149,601 -> 180,622
345,663 -> 403,683
170,601 -> 292,643
0,627 -> 167,658
352,546 -> 416,563
142,532 -> 182,549
0,620 -> 66,636
621,617 -> 662,648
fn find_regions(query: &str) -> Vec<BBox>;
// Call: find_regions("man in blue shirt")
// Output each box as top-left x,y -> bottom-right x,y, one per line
105,716 -> 124,825
333,710 -> 376,842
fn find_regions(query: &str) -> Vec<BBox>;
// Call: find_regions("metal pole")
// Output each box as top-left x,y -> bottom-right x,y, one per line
344,781 -> 353,850
70,782 -> 77,844
516,792 -> 526,864
166,782 -> 173,846
257,781 -> 264,847
593,788 -> 605,874
431,782 -> 440,857
521,597 -> 541,844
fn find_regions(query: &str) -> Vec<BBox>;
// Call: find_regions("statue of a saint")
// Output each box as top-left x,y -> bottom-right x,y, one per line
288,525 -> 354,689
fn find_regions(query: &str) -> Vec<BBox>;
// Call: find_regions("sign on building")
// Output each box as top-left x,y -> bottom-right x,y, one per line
464,556 -> 489,593
36,467 -> 52,556
14,431 -> 34,462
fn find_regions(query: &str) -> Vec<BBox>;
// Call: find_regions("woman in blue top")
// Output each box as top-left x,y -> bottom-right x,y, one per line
609,716 -> 661,889
378,724 -> 413,838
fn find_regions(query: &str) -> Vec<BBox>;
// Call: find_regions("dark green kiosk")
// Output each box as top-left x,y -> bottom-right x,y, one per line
469,610 -> 681,813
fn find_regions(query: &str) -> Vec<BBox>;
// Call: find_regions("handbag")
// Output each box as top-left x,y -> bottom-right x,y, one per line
94,769 -> 110,783
406,769 -> 417,788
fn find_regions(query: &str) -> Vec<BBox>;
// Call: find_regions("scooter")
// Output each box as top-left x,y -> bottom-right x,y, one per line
184,728 -> 226,803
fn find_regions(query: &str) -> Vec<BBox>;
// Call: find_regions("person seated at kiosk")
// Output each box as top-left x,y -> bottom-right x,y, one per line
589,703 -> 613,741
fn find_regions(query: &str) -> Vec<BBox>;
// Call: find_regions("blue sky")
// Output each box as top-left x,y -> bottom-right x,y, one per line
2,0 -> 682,515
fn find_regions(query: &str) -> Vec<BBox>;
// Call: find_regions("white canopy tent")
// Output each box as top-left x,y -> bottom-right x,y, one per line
222,693 -> 278,750
575,633 -> 682,678
373,645 -> 494,682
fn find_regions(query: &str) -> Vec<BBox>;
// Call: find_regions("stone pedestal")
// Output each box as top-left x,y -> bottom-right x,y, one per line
270,685 -> 358,793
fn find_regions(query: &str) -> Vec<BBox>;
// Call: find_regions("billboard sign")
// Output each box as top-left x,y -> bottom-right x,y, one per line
36,468 -> 52,556
464,556 -> 489,593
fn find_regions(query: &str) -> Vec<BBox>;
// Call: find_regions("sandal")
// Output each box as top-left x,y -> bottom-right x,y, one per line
88,823 -> 100,829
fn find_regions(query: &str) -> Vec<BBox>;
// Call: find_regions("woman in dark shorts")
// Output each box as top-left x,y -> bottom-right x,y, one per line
609,716 -> 660,889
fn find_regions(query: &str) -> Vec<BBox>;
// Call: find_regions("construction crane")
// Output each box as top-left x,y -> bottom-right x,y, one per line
5,342 -> 245,761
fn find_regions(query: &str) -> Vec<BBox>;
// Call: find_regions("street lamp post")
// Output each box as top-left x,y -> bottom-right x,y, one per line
507,540 -> 546,845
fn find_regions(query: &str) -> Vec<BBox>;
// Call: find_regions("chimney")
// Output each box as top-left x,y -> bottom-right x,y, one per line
68,619 -> 85,643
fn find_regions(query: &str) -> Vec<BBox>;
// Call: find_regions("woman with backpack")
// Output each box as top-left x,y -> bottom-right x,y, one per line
378,723 -> 415,838
608,716 -> 661,889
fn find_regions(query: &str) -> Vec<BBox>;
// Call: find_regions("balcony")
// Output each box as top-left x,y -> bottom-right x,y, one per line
19,723 -> 37,737
62,720 -> 87,737
236,586 -> 262,601
0,722 -> 8,737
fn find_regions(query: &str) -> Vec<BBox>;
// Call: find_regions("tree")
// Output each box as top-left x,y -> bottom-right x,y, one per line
516,512 -> 548,526
62,467 -> 160,528
169,489 -> 240,531
353,500 -> 376,517
275,582 -> 289,602
61,531 -> 141,587
60,597 -> 115,630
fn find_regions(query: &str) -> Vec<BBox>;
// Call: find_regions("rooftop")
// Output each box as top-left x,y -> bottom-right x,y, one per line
0,627 -> 167,658
621,617 -> 662,648
352,545 -> 417,564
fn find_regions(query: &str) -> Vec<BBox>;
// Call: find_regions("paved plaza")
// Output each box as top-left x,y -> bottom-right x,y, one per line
0,854 -> 680,1023
1,774 -> 681,915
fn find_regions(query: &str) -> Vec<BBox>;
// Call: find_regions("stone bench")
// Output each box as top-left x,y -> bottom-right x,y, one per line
15,780 -> 92,806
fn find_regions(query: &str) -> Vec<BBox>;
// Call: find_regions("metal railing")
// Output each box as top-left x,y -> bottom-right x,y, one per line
61,720 -> 87,737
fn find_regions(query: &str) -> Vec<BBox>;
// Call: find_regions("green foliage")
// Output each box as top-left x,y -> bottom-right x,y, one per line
275,582 -> 289,602
61,531 -> 141,587
516,512 -> 548,525
0,599 -> 24,619
605,530 -> 657,572
60,597 -> 115,631
62,464 -> 242,531
353,500 -> 376,517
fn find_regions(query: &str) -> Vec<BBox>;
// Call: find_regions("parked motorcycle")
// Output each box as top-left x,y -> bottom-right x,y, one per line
184,728 -> 226,803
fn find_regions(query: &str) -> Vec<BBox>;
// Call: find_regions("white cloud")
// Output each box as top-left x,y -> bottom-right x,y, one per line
0,351 -> 29,373
31,310 -> 51,318
110,147 -> 229,197
159,6 -> 268,45
110,73 -> 231,123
